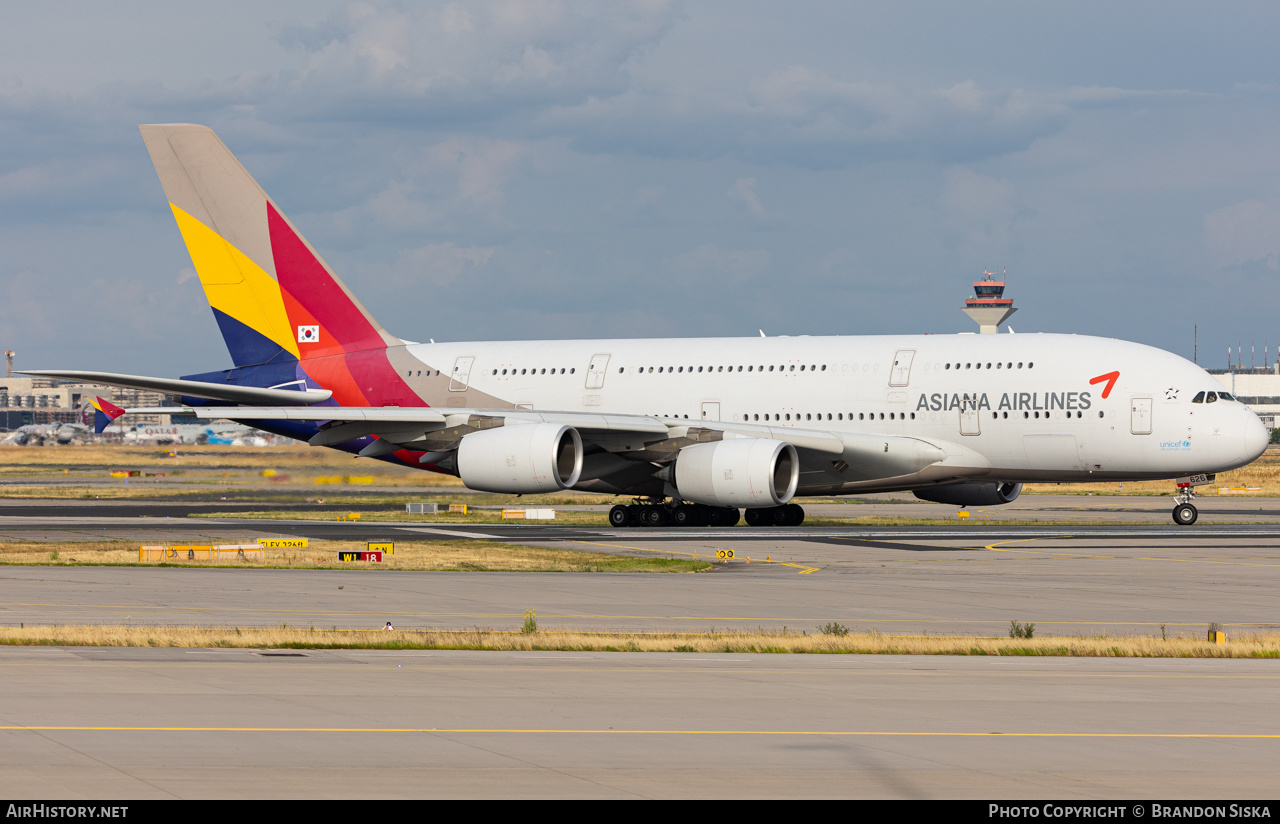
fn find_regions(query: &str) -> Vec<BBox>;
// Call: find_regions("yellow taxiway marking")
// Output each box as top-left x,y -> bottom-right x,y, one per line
3,726 -> 1280,739
569,539 -> 819,574
984,538 -> 1051,553
982,538 -> 1280,567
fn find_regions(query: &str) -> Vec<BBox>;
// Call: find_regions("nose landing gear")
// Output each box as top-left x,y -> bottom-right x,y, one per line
1172,500 -> 1198,526
1171,474 -> 1213,525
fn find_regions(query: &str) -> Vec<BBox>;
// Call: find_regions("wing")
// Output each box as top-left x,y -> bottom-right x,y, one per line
124,403 -> 993,497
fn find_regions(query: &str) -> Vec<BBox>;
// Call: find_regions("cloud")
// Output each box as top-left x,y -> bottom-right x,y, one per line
270,0 -> 681,124
543,69 -> 1071,168
425,136 -> 529,208
941,167 -> 1018,258
1204,199 -> 1280,270
1059,85 -> 1211,108
728,177 -> 766,219
667,243 -> 770,286
358,241 -> 496,289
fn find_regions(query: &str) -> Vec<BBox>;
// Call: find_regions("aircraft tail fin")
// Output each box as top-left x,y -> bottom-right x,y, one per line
138,124 -> 399,369
140,124 -> 419,407
88,397 -> 126,434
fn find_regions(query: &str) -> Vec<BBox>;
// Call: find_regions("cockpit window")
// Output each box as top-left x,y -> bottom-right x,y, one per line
1206,392 -> 1218,403
1219,391 -> 1235,401
1192,391 -> 1205,404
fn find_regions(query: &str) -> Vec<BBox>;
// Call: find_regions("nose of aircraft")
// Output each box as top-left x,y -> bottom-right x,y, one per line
1241,408 -> 1269,464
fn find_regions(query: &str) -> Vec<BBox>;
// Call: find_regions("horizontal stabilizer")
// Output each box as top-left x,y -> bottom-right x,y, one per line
22,370 -> 331,406
124,406 -> 449,423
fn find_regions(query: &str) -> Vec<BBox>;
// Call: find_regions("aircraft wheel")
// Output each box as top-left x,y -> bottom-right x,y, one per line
672,505 -> 698,527
609,505 -> 631,528
720,507 -> 741,527
1173,503 -> 1198,526
744,508 -> 767,527
645,507 -> 670,527
786,503 -> 805,527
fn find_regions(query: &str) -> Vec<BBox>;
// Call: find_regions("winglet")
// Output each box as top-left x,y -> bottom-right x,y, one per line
88,397 -> 126,434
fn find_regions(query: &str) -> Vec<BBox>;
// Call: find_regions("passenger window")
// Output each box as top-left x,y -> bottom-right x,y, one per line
1192,391 -> 1205,403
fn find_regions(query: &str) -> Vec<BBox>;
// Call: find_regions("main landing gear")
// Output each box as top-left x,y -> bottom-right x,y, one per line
607,500 -> 806,528
743,504 -> 805,527
1172,480 -> 1199,526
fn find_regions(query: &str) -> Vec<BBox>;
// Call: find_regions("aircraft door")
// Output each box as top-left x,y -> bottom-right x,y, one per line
585,354 -> 611,389
959,397 -> 981,436
889,350 -> 916,387
449,356 -> 474,391
701,402 -> 720,421
1130,397 -> 1152,435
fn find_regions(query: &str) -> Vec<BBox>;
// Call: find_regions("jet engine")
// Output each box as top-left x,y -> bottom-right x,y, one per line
674,438 -> 798,508
913,482 -> 1023,506
457,423 -> 583,494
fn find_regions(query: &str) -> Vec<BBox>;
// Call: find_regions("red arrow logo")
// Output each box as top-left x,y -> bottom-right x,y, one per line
1090,371 -> 1120,399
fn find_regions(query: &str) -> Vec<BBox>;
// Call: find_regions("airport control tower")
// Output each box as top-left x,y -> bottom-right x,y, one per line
962,269 -> 1017,334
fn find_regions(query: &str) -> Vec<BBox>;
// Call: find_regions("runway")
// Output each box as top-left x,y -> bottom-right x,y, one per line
3,499 -> 1280,797
3,647 -> 1278,799
3,519 -> 1279,635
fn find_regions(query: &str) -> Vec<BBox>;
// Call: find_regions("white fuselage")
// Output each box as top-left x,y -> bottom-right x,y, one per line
392,331 -> 1268,492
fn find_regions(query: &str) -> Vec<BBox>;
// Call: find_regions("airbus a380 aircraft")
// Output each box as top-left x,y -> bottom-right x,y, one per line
31,124 -> 1268,527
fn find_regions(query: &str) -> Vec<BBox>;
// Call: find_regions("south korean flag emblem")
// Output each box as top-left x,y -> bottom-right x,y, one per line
297,325 -> 320,344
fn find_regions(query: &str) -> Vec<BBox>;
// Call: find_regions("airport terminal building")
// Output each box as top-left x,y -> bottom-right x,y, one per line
1210,367 -> 1280,431
0,375 -> 169,430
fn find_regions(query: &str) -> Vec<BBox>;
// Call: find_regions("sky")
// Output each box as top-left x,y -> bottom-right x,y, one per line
2,1 -> 1279,376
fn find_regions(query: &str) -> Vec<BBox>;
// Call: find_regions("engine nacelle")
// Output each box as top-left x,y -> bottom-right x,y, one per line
457,423 -> 583,494
674,438 -> 799,508
913,481 -> 1023,507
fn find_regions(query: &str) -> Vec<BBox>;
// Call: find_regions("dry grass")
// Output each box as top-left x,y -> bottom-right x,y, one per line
1025,448 -> 1280,496
0,540 -> 707,572
1,624 -> 1276,657
7,444 -> 1280,502
0,443 -> 626,504
0,443 -> 441,473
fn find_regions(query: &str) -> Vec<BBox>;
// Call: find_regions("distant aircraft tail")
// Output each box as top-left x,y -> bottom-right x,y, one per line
139,124 -> 417,407
87,397 -> 126,434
